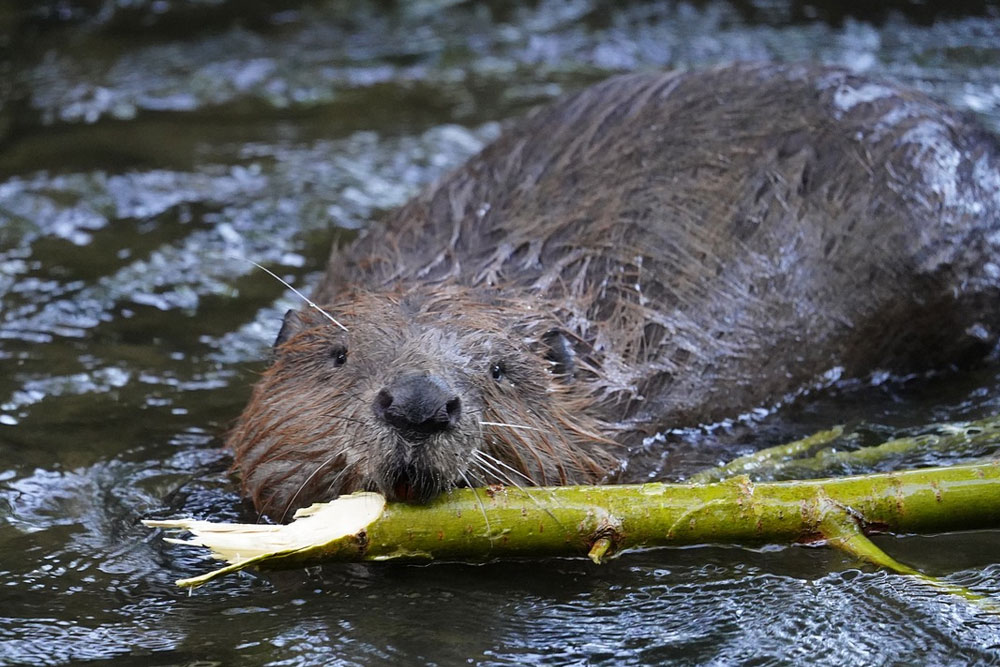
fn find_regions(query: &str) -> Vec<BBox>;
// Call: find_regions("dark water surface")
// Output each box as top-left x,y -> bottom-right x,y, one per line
3,1 -> 1000,665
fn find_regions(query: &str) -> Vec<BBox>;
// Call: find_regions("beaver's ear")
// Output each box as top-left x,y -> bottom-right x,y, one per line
273,309 -> 308,348
542,329 -> 576,379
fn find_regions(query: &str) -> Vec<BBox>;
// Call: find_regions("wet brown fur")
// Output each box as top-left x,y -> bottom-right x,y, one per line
231,285 -> 620,519
230,64 -> 1000,519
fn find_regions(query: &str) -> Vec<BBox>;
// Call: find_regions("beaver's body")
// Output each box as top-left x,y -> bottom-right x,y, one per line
230,64 -> 1000,520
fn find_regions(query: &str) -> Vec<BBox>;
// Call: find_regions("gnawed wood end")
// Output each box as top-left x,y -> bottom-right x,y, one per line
143,492 -> 386,588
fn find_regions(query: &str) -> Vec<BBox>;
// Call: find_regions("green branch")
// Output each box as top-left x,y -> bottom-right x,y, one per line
691,415 -> 1000,483
146,462 -> 1000,592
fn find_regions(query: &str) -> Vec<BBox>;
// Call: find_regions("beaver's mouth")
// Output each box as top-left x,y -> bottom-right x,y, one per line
384,465 -> 448,504
391,480 -> 421,503
379,432 -> 460,503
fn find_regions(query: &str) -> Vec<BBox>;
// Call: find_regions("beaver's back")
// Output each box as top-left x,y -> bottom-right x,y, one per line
318,64 -> 1000,430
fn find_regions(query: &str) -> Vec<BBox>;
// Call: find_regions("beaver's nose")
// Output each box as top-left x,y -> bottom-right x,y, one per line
373,373 -> 462,439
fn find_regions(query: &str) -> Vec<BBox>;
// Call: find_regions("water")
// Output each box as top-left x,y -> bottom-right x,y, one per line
3,1 -> 1000,664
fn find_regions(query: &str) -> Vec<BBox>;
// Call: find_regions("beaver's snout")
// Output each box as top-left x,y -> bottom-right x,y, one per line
373,373 -> 462,441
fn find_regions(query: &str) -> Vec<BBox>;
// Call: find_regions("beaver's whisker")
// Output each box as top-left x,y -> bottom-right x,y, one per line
473,453 -> 548,496
470,460 -> 531,500
236,256 -> 348,332
253,450 -> 328,523
472,452 -> 528,490
279,452 -> 346,523
464,465 -> 488,486
472,450 -> 555,506
474,449 -> 538,486
468,458 -> 499,486
458,469 -> 493,542
473,416 -> 536,487
320,459 -> 358,503
472,452 -> 565,522
329,418 -> 368,494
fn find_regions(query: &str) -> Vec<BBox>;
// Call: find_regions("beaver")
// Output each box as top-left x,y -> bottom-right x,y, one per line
229,63 -> 1000,521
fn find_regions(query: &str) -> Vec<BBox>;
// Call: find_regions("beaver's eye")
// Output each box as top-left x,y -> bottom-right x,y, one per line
490,361 -> 505,381
330,346 -> 348,367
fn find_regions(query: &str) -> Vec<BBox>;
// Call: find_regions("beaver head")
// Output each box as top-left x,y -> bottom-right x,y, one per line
227,285 -> 619,520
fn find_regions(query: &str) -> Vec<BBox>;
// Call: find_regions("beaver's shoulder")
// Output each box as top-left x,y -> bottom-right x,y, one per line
317,64 -> 1000,302
313,64 -> 1000,426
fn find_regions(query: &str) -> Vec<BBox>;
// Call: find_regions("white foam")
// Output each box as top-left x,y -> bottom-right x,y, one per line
833,82 -> 895,114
